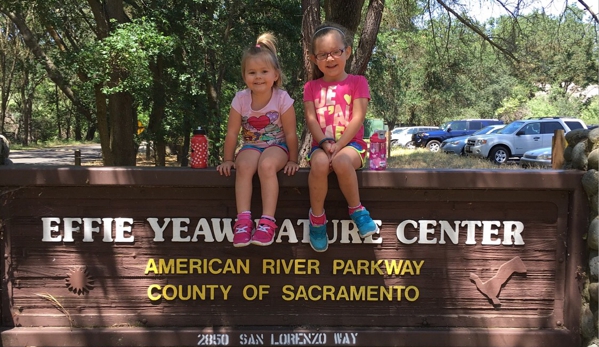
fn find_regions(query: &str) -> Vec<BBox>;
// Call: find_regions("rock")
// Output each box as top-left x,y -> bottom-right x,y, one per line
581,303 -> 596,340
572,141 -> 589,170
589,127 -> 599,143
590,149 -> 599,171
590,218 -> 599,251
566,128 -> 590,145
589,282 -> 598,303
0,134 -> 9,165
591,251 -> 599,280
591,197 -> 599,221
583,170 -> 599,197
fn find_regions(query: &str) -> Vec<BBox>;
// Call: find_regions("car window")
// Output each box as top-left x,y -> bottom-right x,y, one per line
450,121 -> 467,131
565,121 -> 584,130
499,121 -> 525,134
468,121 -> 482,130
521,123 -> 541,135
541,122 -> 565,134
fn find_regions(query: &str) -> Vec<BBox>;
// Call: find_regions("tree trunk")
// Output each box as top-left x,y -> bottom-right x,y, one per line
94,83 -> 114,165
88,0 -> 137,166
298,0 -> 321,167
148,56 -> 166,166
352,0 -> 385,75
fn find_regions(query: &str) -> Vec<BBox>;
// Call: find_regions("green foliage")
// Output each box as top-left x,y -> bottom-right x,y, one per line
1,0 -> 596,163
77,19 -> 174,95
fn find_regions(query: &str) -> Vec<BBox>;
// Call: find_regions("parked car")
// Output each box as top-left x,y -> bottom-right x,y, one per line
440,124 -> 504,155
412,119 -> 503,152
391,126 -> 439,148
465,117 -> 587,164
519,147 -> 552,168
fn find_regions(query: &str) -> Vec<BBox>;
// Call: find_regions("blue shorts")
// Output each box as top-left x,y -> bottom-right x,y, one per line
307,141 -> 367,169
238,143 -> 289,158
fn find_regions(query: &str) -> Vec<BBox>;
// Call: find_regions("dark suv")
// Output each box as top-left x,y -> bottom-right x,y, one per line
412,119 -> 504,152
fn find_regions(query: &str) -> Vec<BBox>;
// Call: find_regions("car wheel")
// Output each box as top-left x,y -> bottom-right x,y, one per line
489,146 -> 509,164
405,141 -> 415,150
390,140 -> 399,147
427,140 -> 441,152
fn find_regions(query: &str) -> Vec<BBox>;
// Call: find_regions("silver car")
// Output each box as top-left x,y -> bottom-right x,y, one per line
519,147 -> 552,168
440,125 -> 504,155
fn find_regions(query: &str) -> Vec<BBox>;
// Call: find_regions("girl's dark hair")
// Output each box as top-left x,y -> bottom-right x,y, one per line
309,22 -> 353,80
241,32 -> 283,88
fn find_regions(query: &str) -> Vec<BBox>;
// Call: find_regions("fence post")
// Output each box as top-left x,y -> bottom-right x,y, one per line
552,129 -> 566,169
74,149 -> 81,166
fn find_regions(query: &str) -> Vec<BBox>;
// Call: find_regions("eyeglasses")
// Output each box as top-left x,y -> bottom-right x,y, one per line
314,48 -> 346,61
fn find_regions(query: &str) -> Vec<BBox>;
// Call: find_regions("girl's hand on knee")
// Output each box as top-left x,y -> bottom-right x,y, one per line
217,160 -> 235,176
283,161 -> 299,176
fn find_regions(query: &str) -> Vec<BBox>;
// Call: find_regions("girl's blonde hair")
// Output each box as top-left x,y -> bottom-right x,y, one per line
241,32 -> 283,88
309,23 -> 353,80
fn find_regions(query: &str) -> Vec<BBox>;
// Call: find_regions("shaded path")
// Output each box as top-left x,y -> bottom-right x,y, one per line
8,144 -> 102,166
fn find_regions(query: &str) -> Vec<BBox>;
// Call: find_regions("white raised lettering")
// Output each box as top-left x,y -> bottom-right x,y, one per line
396,220 -> 418,244
481,221 -> 501,245
62,217 -> 82,242
41,217 -> 61,242
276,219 -> 299,243
502,221 -> 525,245
82,218 -> 102,242
147,218 -> 169,242
171,218 -> 190,242
462,220 -> 482,245
418,220 -> 437,244
113,218 -> 134,242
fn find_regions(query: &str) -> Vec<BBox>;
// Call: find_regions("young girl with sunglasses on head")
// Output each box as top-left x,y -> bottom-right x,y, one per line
217,33 -> 299,247
304,23 -> 379,252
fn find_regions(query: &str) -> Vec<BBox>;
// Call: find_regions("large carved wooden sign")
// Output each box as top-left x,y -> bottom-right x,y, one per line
0,168 -> 587,347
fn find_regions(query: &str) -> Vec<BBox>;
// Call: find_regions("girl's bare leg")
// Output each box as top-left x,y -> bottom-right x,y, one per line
308,149 -> 331,215
331,146 -> 362,207
257,146 -> 288,217
234,150 -> 261,213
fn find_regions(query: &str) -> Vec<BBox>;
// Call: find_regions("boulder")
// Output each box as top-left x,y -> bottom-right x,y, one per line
566,128 -> 590,145
572,141 -> 589,170
590,217 -> 599,251
589,149 -> 599,171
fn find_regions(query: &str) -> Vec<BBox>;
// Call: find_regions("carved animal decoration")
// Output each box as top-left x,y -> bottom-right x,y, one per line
470,256 -> 527,306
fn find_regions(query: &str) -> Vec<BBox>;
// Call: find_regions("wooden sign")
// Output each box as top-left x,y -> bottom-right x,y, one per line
0,167 -> 588,347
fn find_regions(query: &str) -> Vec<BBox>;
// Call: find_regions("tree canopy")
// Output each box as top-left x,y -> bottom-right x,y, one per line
0,0 -> 597,165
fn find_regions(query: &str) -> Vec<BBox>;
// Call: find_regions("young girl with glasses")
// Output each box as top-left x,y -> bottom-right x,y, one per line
304,23 -> 379,252
217,33 -> 299,247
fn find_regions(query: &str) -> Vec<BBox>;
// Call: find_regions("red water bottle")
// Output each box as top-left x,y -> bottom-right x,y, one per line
190,127 -> 208,168
369,130 -> 387,170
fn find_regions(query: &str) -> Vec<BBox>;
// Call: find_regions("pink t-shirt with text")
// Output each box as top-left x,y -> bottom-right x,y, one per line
303,74 -> 370,146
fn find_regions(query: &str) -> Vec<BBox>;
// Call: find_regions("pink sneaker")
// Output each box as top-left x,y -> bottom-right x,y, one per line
251,218 -> 277,246
233,219 -> 254,247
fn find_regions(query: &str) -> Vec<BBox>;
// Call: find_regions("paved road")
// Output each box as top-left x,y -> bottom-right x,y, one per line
7,144 -> 103,166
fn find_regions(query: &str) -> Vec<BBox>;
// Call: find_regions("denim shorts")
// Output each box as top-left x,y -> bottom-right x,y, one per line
307,141 -> 367,169
238,143 -> 289,158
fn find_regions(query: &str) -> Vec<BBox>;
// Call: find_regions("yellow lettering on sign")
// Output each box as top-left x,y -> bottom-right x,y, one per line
280,285 -> 420,302
146,284 -> 231,301
332,259 -> 424,276
144,258 -> 250,275
262,259 -> 320,275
